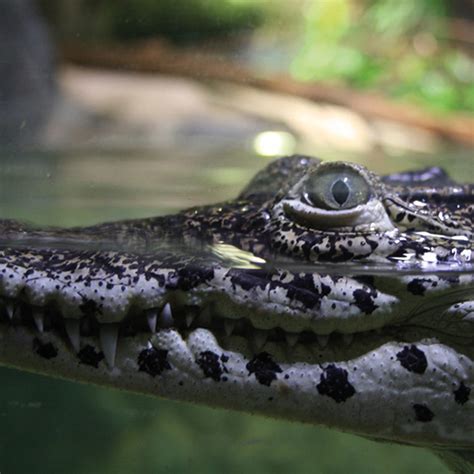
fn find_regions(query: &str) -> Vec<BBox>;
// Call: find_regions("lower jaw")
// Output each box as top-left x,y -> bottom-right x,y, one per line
0,323 -> 472,450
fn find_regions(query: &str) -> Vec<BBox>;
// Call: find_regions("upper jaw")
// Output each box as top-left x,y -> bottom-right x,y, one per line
3,269 -> 471,370
0,291 -> 461,372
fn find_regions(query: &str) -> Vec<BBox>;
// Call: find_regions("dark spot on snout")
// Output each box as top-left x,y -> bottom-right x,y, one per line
78,344 -> 104,368
352,289 -> 378,314
413,404 -> 434,422
454,382 -> 471,405
33,338 -> 58,359
396,345 -> 427,374
246,352 -> 282,386
196,350 -> 227,382
138,347 -> 171,377
317,364 -> 356,403
177,266 -> 215,291
228,268 -> 268,292
407,278 -> 430,296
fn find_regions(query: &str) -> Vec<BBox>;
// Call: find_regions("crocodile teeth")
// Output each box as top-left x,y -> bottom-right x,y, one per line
146,310 -> 158,333
5,302 -> 14,320
286,333 -> 298,347
224,320 -> 235,336
317,335 -> 329,348
99,324 -> 119,368
160,303 -> 174,327
342,334 -> 354,346
65,319 -> 81,352
32,309 -> 44,333
185,313 -> 194,328
252,330 -> 267,352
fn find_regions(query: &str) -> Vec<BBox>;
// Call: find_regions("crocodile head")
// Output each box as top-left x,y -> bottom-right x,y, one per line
0,156 -> 472,470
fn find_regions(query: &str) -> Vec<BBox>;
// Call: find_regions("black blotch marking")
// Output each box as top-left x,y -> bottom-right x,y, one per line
388,241 -> 426,262
317,364 -> 356,403
320,283 -> 331,297
317,243 -> 354,263
271,273 -> 330,310
138,347 -> 171,377
396,345 -> 428,374
282,284 -> 321,309
365,238 -> 379,251
78,345 -> 104,368
454,382 -> 471,405
196,350 -> 227,382
407,278 -> 430,296
352,289 -> 377,314
177,266 -> 215,291
246,352 -> 282,386
413,404 -> 434,422
33,338 -> 58,359
228,268 -> 268,292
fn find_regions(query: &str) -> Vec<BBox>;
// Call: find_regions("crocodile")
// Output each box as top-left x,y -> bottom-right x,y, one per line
0,155 -> 472,472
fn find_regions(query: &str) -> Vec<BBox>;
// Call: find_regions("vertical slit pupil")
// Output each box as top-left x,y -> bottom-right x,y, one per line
331,179 -> 350,206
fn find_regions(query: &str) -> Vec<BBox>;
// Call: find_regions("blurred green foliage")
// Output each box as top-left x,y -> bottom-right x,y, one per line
291,0 -> 473,113
40,0 -> 473,114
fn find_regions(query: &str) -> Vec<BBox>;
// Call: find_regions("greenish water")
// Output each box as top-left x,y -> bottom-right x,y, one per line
1,147 -> 471,474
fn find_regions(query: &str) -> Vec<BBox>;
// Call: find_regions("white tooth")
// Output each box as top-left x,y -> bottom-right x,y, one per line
100,324 -> 119,368
185,313 -> 194,328
286,333 -> 298,347
317,335 -> 329,348
252,330 -> 267,352
343,333 -> 354,346
146,310 -> 158,333
224,320 -> 235,336
65,319 -> 81,352
6,302 -> 14,320
32,309 -> 44,333
160,303 -> 174,327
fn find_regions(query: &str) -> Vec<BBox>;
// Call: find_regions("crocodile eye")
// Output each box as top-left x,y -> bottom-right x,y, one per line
303,167 -> 371,210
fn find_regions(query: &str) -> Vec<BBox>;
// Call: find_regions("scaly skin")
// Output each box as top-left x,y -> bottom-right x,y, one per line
0,156 -> 472,472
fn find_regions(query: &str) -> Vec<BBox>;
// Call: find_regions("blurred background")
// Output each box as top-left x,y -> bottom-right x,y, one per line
0,1 -> 473,473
